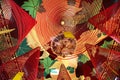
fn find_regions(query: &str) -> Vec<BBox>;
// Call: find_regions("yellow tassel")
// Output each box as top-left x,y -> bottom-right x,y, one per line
63,31 -> 75,39
0,28 -> 15,35
13,72 -> 24,80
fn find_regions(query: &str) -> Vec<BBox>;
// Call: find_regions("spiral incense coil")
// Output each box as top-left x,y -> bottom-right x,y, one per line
34,0 -> 80,46
27,0 -> 107,59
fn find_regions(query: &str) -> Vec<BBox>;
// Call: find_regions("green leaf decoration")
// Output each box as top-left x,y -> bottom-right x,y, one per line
44,68 -> 56,78
67,66 -> 74,74
97,32 -> 106,38
78,54 -> 89,64
67,66 -> 71,70
40,57 -> 57,69
103,32 -> 106,35
101,40 -> 114,49
97,33 -> 102,38
40,57 -> 57,77
87,23 -> 94,30
22,0 -> 42,18
16,38 -> 32,56
44,68 -> 50,77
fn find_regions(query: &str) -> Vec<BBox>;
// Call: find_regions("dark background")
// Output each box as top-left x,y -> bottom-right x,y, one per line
14,0 -> 118,7
14,0 -> 27,6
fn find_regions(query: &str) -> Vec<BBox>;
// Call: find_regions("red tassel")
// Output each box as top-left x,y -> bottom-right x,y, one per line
85,44 -> 120,80
0,47 -> 40,79
3,0 -> 36,44
89,1 -> 120,43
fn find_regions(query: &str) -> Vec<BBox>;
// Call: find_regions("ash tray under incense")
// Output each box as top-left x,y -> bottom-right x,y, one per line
51,32 -> 76,58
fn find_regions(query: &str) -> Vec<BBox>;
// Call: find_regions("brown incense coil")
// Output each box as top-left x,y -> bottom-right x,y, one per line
0,47 -> 40,79
85,44 -> 120,80
34,0 -> 80,46
27,0 -> 107,56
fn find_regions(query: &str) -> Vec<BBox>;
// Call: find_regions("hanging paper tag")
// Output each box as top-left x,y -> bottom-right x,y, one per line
13,72 -> 24,80
63,32 -> 75,39
50,69 -> 59,75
